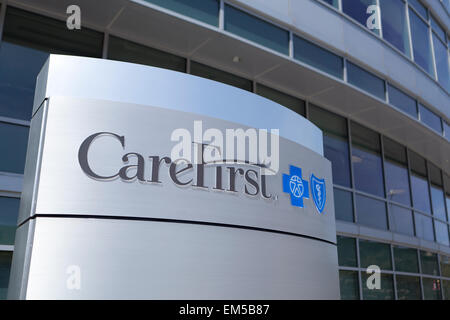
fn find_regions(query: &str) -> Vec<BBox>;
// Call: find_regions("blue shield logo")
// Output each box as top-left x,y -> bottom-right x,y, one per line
310,174 -> 326,214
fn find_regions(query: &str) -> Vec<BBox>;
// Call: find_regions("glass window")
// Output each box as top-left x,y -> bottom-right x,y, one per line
356,195 -> 388,230
379,0 -> 411,56
0,197 -> 20,245
409,8 -> 434,76
347,62 -> 385,100
0,251 -> 12,300
423,278 -> 442,300
321,0 -> 339,8
432,34 -> 450,92
408,0 -> 428,20
444,280 -> 450,301
430,15 -> 446,41
144,0 -> 219,26
387,84 -> 417,118
224,5 -> 289,55
309,106 -> 351,187
0,7 -> 103,121
0,122 -> 29,174
351,122 -> 384,197
415,213 -> 434,241
334,188 -> 354,222
337,236 -> 357,267
434,221 -> 449,246
359,239 -> 392,270
420,251 -> 439,276
445,121 -> 450,142
256,84 -> 305,117
190,61 -> 252,91
390,205 -> 414,236
108,36 -> 186,72
362,273 -> 394,300
420,104 -> 443,133
431,185 -> 447,221
342,0 -> 379,35
396,275 -> 421,300
339,270 -> 360,300
441,255 -> 450,278
293,35 -> 343,79
410,152 -> 431,213
394,246 -> 419,273
383,137 -> 411,205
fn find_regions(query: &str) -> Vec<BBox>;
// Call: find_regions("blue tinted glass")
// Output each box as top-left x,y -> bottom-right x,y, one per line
379,0 -> 410,56
390,204 -> 414,236
409,9 -> 434,76
321,0 -> 339,8
352,147 -> 385,197
225,5 -> 289,55
385,161 -> 411,205
0,42 -> 48,120
0,251 -> 12,300
356,194 -> 388,230
347,62 -> 385,100
420,104 -> 443,133
342,0 -> 379,34
145,0 -> 219,26
325,136 -> 351,187
411,174 -> 431,213
430,15 -> 446,41
387,84 -> 417,118
0,197 -> 19,245
293,36 -> 343,79
431,185 -> 447,220
408,0 -> 428,19
334,188 -> 354,222
0,123 -> 29,174
432,35 -> 450,92
445,121 -> 450,142
415,213 -> 434,241
435,220 -> 449,246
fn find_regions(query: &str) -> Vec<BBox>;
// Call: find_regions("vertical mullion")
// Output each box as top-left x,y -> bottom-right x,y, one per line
405,1 -> 415,60
347,118 -> 357,224
101,31 -> 109,59
426,160 -> 436,242
406,148 -> 417,237
356,239 -> 363,300
375,0 -> 383,39
219,0 -> 224,30
380,134 -> 390,230
418,249 -> 425,300
391,244 -> 398,300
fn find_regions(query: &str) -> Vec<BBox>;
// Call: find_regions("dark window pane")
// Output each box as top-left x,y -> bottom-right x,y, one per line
356,195 -> 388,230
144,0 -> 219,26
409,151 -> 427,177
334,188 -> 354,222
383,136 -> 407,164
429,163 -> 442,186
256,84 -> 305,116
108,36 -> 186,72
394,246 -> 419,273
420,251 -> 439,276
190,61 -> 252,91
0,251 -> 12,300
0,197 -> 20,245
379,0 -> 411,56
293,35 -> 343,79
321,0 -> 339,8
443,280 -> 450,300
351,122 -> 384,197
342,0 -> 379,34
431,34 -> 450,92
339,270 -> 359,300
359,239 -> 392,270
309,106 -> 351,187
347,62 -> 385,100
415,213 -> 434,241
441,255 -> 450,278
411,174 -> 431,213
431,185 -> 447,221
362,273 -> 394,300
385,162 -> 411,206
434,220 -> 449,246
224,5 -> 289,55
396,275 -> 421,300
0,123 -> 29,174
423,278 -> 442,300
387,84 -> 417,118
390,205 -> 414,236
408,0 -> 428,20
420,104 -> 443,133
337,236 -> 357,267
409,9 -> 434,76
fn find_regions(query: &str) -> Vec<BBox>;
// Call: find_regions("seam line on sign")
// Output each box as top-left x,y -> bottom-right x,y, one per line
18,214 -> 337,246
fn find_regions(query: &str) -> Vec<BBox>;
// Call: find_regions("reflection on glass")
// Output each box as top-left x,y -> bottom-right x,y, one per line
394,246 -> 419,273
420,251 -> 439,276
434,221 -> 449,246
415,213 -> 434,241
387,84 -> 417,118
337,236 -> 357,267
342,0 -> 378,34
359,239 -> 392,270
0,251 -> 12,300
0,123 -> 29,174
347,62 -> 385,100
430,185 -> 447,221
441,255 -> 450,278
423,278 -> 442,300
408,0 -> 428,20
339,270 -> 359,300
411,174 -> 431,213
409,9 -> 434,76
385,161 -> 411,205
396,275 -> 421,300
356,195 -> 387,230
379,0 -> 410,56
0,197 -> 20,245
390,205 -> 414,236
432,34 -> 450,92
362,273 -> 394,300
420,104 -> 443,133
334,188 -> 354,222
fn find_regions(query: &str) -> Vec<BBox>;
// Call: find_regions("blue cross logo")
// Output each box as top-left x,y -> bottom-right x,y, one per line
282,165 -> 309,208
